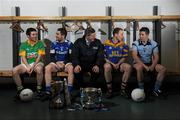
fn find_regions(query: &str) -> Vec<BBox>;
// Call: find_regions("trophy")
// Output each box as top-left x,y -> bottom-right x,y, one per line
80,87 -> 102,109
49,80 -> 64,109
51,80 -> 63,97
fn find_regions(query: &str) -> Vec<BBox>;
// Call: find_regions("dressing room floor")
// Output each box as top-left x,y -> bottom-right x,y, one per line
0,77 -> 180,120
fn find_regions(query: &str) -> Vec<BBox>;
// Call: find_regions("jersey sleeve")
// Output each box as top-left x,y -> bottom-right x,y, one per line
132,42 -> 138,52
122,45 -> 129,58
153,43 -> 159,54
19,43 -> 26,57
38,41 -> 45,55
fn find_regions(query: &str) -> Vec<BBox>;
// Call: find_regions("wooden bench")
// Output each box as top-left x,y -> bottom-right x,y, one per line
0,70 -> 12,77
0,69 -> 179,78
0,70 -> 68,77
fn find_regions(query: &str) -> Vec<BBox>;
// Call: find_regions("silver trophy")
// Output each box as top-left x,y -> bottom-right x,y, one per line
80,87 -> 102,109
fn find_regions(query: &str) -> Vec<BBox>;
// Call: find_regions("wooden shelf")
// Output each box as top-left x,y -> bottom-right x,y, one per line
0,16 -> 13,21
161,15 -> 180,21
0,15 -> 180,21
112,16 -> 161,21
13,16 -> 62,21
62,16 -> 111,21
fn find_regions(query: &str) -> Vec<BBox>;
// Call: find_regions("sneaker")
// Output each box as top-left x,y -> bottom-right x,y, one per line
105,91 -> 113,99
14,92 -> 20,102
67,103 -> 83,111
152,90 -> 167,99
35,90 -> 44,100
41,92 -> 52,102
13,89 -> 23,102
120,90 -> 130,99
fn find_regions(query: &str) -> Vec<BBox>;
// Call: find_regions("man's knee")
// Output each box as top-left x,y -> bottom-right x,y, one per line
45,65 -> 52,73
13,66 -> 25,75
159,65 -> 167,73
134,64 -> 143,72
104,63 -> 112,71
124,63 -> 132,72
66,65 -> 74,73
35,66 -> 43,74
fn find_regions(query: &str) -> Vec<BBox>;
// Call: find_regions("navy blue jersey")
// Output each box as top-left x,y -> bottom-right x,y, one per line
104,39 -> 128,64
50,40 -> 73,63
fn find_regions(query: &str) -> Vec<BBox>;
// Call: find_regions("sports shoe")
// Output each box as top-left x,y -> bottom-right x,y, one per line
35,90 -> 44,100
105,91 -> 113,99
152,90 -> 167,99
120,90 -> 130,99
13,89 -> 23,102
41,92 -> 52,102
14,93 -> 20,102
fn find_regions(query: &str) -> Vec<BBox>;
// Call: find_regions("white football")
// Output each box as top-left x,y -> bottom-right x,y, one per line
131,88 -> 145,102
19,88 -> 34,102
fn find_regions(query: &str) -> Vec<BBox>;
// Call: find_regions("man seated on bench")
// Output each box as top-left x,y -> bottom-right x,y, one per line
104,27 -> 132,99
132,27 -> 167,98
41,28 -> 74,101
72,27 -> 104,88
13,28 -> 45,100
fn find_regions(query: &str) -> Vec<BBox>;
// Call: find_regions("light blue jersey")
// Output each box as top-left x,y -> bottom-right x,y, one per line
132,39 -> 159,64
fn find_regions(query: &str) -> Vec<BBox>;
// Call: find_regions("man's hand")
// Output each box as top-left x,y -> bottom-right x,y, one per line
149,65 -> 155,72
74,65 -> 81,73
92,65 -> 99,73
114,63 -> 120,70
26,65 -> 32,74
56,62 -> 65,70
110,63 -> 117,70
144,65 -> 150,72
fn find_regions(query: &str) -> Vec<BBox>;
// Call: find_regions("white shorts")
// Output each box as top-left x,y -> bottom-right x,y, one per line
22,62 -> 44,70
50,62 -> 72,71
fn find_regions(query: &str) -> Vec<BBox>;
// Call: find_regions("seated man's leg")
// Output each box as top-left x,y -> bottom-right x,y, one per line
120,63 -> 132,98
41,62 -> 59,101
133,63 -> 144,89
89,71 -> 100,88
33,63 -> 44,94
153,64 -> 167,97
12,64 -> 27,99
74,72 -> 84,88
104,63 -> 113,98
65,63 -> 74,94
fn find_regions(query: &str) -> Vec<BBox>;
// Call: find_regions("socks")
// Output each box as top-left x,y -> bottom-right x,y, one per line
106,81 -> 112,93
36,85 -> 42,92
138,82 -> 144,89
121,82 -> 127,91
17,86 -> 23,92
154,81 -> 162,92
68,84 -> 73,93
45,86 -> 51,94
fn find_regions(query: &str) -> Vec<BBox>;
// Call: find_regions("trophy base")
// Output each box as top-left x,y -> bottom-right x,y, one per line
49,97 -> 64,109
84,102 -> 96,109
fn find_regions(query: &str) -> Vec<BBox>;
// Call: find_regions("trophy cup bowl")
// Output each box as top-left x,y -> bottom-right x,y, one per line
83,87 -> 102,109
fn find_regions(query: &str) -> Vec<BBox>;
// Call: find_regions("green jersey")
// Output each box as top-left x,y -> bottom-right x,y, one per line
19,40 -> 45,64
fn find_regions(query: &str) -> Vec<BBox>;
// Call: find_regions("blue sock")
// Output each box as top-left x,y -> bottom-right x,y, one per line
154,81 -> 162,92
45,86 -> 51,93
68,85 -> 73,93
138,82 -> 144,89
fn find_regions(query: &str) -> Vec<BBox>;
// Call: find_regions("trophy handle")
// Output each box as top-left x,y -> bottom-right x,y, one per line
97,88 -> 102,103
80,88 -> 85,108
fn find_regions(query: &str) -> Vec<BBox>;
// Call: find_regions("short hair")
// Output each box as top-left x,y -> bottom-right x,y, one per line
139,27 -> 150,35
113,27 -> 123,36
57,28 -> 67,38
84,27 -> 95,37
26,28 -> 37,36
